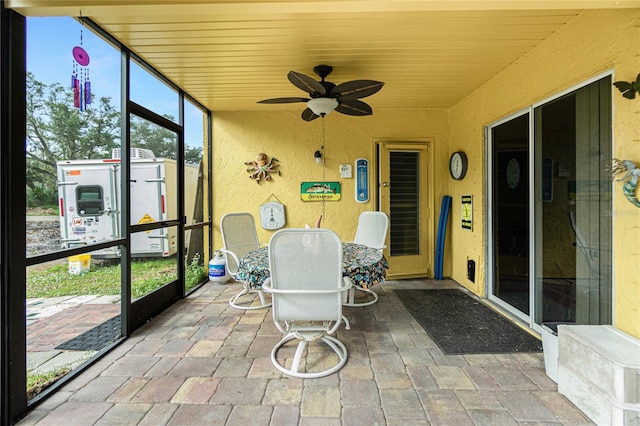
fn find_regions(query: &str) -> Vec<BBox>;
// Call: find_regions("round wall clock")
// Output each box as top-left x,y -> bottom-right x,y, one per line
506,158 -> 520,189
449,151 -> 468,180
259,201 -> 286,230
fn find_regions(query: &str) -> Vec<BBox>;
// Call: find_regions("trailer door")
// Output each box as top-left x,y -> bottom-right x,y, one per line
130,162 -> 168,256
57,162 -> 121,252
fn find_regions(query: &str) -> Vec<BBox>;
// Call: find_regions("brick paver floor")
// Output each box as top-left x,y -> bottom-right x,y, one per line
17,279 -> 594,425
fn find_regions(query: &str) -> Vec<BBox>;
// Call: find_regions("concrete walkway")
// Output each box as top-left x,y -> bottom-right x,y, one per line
27,295 -> 121,377
18,279 -> 593,425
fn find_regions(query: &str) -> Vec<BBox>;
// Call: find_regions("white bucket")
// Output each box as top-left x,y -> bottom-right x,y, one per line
541,324 -> 559,383
209,251 -> 229,283
541,322 -> 574,383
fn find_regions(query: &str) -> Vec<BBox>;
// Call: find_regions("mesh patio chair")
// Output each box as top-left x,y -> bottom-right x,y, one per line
345,211 -> 389,306
262,228 -> 352,378
353,211 -> 389,251
220,212 -> 271,310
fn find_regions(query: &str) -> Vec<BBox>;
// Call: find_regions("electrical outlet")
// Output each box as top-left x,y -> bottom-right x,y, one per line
467,259 -> 476,282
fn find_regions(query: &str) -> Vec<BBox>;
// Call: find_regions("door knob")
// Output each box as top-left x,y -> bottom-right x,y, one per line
382,182 -> 389,187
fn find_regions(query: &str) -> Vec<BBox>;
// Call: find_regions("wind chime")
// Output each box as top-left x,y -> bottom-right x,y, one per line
71,28 -> 91,111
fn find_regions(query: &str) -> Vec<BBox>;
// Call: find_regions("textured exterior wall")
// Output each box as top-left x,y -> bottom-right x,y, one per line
449,9 -> 640,336
212,108 -> 449,269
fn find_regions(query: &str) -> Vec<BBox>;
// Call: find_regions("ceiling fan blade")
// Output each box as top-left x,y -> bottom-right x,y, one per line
336,100 -> 373,116
331,80 -> 384,100
257,97 -> 310,104
288,71 -> 326,96
301,108 -> 320,121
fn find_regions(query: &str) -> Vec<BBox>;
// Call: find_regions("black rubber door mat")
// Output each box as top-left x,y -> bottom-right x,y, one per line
395,289 -> 542,354
55,316 -> 121,352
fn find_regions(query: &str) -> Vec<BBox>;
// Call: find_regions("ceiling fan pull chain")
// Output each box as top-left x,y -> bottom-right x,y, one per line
321,117 -> 326,224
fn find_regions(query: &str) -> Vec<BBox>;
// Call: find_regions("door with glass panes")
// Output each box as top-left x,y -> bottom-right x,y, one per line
379,142 -> 432,278
487,75 -> 612,329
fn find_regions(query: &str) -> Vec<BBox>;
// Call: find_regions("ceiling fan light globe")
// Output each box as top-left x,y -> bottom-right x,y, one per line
307,98 -> 338,116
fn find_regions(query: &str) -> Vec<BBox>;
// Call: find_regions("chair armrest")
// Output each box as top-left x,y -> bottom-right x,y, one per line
342,276 -> 353,293
218,248 -> 240,264
262,277 -> 272,291
262,277 -> 352,295
218,248 -> 240,276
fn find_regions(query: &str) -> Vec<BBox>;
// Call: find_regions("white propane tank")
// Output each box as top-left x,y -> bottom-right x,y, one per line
208,251 -> 229,283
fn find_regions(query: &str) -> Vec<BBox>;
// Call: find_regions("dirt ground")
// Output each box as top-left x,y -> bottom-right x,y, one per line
27,207 -> 57,216
27,219 -> 60,257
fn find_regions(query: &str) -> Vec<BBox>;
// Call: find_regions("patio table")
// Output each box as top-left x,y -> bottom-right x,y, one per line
236,242 -> 388,290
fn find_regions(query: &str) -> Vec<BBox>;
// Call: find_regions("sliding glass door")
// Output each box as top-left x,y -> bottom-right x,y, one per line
488,75 -> 612,329
533,77 -> 612,325
489,113 -> 530,317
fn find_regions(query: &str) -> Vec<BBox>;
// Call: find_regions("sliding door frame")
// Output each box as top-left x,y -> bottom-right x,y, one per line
486,108 -> 534,326
486,70 -> 615,333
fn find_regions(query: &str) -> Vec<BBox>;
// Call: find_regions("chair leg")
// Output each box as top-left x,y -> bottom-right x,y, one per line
342,315 -> 350,330
342,286 -> 378,307
271,333 -> 348,379
256,288 -> 269,307
290,340 -> 308,374
229,285 -> 272,310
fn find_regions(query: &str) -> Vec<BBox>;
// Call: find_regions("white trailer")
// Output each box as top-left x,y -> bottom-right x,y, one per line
57,148 -> 199,258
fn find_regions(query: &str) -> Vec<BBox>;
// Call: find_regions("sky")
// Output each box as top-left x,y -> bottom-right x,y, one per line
26,16 -> 204,150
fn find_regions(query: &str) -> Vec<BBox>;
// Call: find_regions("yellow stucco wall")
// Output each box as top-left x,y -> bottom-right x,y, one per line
212,108 -> 449,267
448,9 -> 640,337
212,8 -> 638,337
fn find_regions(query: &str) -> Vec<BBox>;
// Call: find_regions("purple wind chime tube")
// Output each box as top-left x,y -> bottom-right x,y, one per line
71,35 -> 91,111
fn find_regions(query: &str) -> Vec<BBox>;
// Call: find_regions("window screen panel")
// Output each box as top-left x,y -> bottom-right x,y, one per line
389,151 -> 420,256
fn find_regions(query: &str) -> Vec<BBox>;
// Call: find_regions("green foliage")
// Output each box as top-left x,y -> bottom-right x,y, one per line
26,184 -> 58,209
27,366 -> 72,399
25,73 -> 204,208
131,259 -> 178,299
185,145 -> 204,165
129,117 -> 203,165
26,254 -> 209,299
130,115 -> 177,159
27,257 -> 180,299
27,353 -> 93,399
26,72 -> 120,207
185,252 -> 208,293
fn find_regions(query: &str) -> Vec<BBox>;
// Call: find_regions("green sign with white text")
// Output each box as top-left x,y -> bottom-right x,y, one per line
301,182 -> 341,201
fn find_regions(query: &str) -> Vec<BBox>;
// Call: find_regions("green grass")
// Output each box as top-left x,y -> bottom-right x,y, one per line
27,366 -> 72,399
27,255 -> 208,299
25,255 -> 208,398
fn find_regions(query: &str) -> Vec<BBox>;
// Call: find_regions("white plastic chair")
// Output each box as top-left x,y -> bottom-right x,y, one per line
220,212 -> 271,310
346,211 -> 389,307
262,228 -> 352,378
353,211 -> 389,251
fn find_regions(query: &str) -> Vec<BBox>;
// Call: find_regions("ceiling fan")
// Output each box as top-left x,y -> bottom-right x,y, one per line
257,65 -> 384,121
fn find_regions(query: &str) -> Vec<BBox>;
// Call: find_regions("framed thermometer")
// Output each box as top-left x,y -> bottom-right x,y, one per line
355,158 -> 369,203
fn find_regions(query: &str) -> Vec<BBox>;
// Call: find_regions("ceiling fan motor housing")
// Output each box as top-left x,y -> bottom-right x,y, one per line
313,65 -> 333,80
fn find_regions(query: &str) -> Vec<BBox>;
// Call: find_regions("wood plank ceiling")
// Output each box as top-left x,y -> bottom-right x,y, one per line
6,1 -> 637,112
